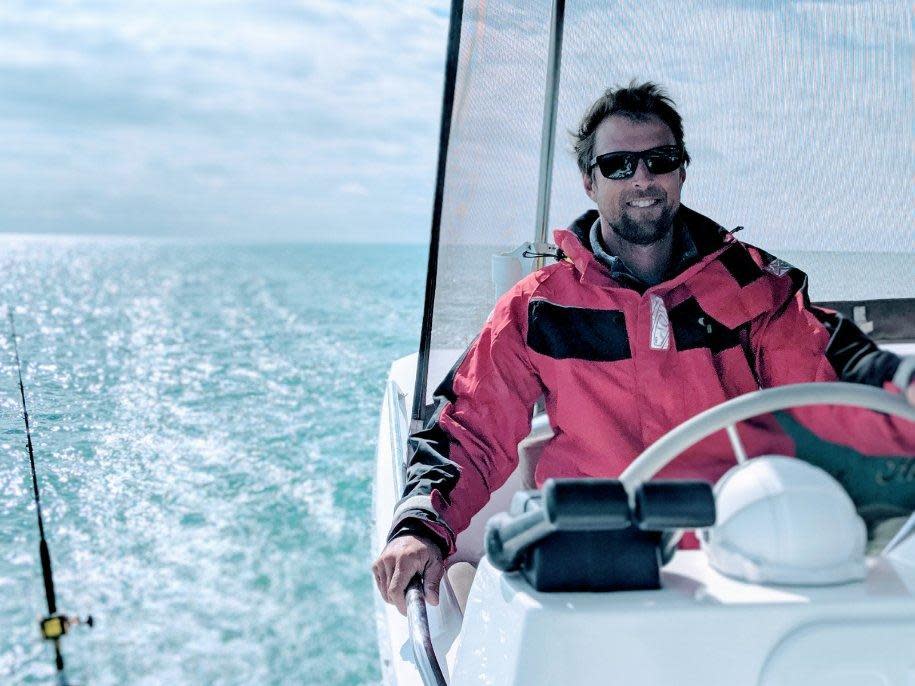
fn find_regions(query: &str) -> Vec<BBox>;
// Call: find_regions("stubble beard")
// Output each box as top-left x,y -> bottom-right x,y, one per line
610,203 -> 676,246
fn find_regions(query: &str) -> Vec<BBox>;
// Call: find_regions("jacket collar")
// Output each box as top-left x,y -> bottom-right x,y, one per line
554,205 -> 734,291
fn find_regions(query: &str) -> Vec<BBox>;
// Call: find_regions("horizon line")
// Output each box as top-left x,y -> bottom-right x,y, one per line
0,231 -> 432,247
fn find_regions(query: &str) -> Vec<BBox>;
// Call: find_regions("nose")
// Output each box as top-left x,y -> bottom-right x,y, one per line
630,158 -> 653,186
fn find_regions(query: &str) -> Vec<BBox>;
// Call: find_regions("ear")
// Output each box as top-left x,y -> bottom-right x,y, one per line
679,166 -> 686,185
582,172 -> 597,202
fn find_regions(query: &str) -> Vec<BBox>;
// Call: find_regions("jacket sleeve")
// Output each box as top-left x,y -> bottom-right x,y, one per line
387,289 -> 545,556
751,271 -> 914,456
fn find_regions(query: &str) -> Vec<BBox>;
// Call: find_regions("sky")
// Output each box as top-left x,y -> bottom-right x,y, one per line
0,0 -> 449,242
0,1 -> 910,251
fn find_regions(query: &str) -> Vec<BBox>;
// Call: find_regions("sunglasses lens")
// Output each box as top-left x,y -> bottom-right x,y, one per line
594,146 -> 681,179
597,153 -> 634,179
644,148 -> 681,175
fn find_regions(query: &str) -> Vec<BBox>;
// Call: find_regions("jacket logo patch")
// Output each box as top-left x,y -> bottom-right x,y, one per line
765,258 -> 793,277
649,295 -> 670,350
527,300 -> 631,361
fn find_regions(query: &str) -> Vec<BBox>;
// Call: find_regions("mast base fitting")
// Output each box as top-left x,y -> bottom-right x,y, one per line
40,614 -> 94,640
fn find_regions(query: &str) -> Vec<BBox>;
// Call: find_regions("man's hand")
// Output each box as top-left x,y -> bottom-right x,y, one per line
907,382 -> 915,408
373,535 -> 444,615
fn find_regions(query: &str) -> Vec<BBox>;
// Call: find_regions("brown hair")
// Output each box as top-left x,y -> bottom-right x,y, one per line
572,80 -> 691,176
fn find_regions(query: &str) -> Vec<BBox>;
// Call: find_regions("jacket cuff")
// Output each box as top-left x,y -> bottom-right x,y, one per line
387,509 -> 455,557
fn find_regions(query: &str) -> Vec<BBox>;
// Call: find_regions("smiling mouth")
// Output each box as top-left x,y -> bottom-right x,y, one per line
626,198 -> 661,208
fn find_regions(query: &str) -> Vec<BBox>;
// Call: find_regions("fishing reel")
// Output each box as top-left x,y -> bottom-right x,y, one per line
40,613 -> 94,675
40,613 -> 94,641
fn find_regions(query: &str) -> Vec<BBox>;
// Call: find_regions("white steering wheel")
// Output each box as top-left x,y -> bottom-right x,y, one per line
619,382 -> 915,495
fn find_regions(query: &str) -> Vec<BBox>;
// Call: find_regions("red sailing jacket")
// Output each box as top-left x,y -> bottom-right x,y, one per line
391,206 -> 914,556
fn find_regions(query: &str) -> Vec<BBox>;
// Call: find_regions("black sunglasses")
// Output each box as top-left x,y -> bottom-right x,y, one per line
589,145 -> 682,180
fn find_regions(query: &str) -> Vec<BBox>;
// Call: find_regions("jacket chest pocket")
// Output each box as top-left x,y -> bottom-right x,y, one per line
527,300 -> 632,362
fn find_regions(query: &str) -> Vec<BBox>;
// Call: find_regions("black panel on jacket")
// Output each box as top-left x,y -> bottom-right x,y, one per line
527,300 -> 631,361
718,244 -> 764,287
788,268 -> 810,303
388,342 -> 474,552
403,342 -> 474,499
668,298 -> 741,354
815,309 -> 901,387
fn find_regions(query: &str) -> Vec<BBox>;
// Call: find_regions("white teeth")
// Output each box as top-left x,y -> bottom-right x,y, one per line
628,199 -> 657,208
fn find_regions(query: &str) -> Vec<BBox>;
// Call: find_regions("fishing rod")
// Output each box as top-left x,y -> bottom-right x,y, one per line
7,309 -> 92,682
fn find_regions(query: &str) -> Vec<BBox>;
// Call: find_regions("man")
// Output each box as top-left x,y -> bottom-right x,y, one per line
374,82 -> 915,614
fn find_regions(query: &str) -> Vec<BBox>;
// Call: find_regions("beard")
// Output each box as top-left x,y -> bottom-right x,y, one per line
609,201 -> 676,246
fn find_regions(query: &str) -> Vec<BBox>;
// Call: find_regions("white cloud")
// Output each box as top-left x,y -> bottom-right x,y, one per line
0,0 -> 450,242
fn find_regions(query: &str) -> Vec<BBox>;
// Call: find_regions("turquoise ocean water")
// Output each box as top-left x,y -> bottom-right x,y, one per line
0,238 -> 424,685
0,237 -> 910,685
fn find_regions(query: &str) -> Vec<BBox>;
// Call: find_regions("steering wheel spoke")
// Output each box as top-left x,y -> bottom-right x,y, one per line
725,423 -> 748,464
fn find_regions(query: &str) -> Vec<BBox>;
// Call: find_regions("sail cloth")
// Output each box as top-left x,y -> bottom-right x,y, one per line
423,0 -> 913,404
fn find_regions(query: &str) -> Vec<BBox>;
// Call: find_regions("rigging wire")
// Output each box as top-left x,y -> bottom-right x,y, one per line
7,308 -> 92,683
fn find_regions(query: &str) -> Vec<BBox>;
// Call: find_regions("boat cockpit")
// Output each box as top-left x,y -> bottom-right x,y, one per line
375,348 -> 915,686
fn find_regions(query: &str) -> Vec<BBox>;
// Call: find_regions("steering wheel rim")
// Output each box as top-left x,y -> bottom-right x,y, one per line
619,382 -> 915,494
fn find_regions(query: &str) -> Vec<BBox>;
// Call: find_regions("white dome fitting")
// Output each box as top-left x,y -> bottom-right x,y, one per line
702,456 -> 867,586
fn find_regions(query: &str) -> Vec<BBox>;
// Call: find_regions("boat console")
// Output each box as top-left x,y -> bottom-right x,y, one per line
449,540 -> 915,686
486,479 -> 715,592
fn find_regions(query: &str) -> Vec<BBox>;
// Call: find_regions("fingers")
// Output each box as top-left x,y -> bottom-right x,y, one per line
423,557 -> 444,607
388,566 -> 412,615
372,557 -> 391,605
373,536 -> 444,615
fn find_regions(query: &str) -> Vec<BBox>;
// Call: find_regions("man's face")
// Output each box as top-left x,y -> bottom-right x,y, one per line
583,114 -> 686,246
